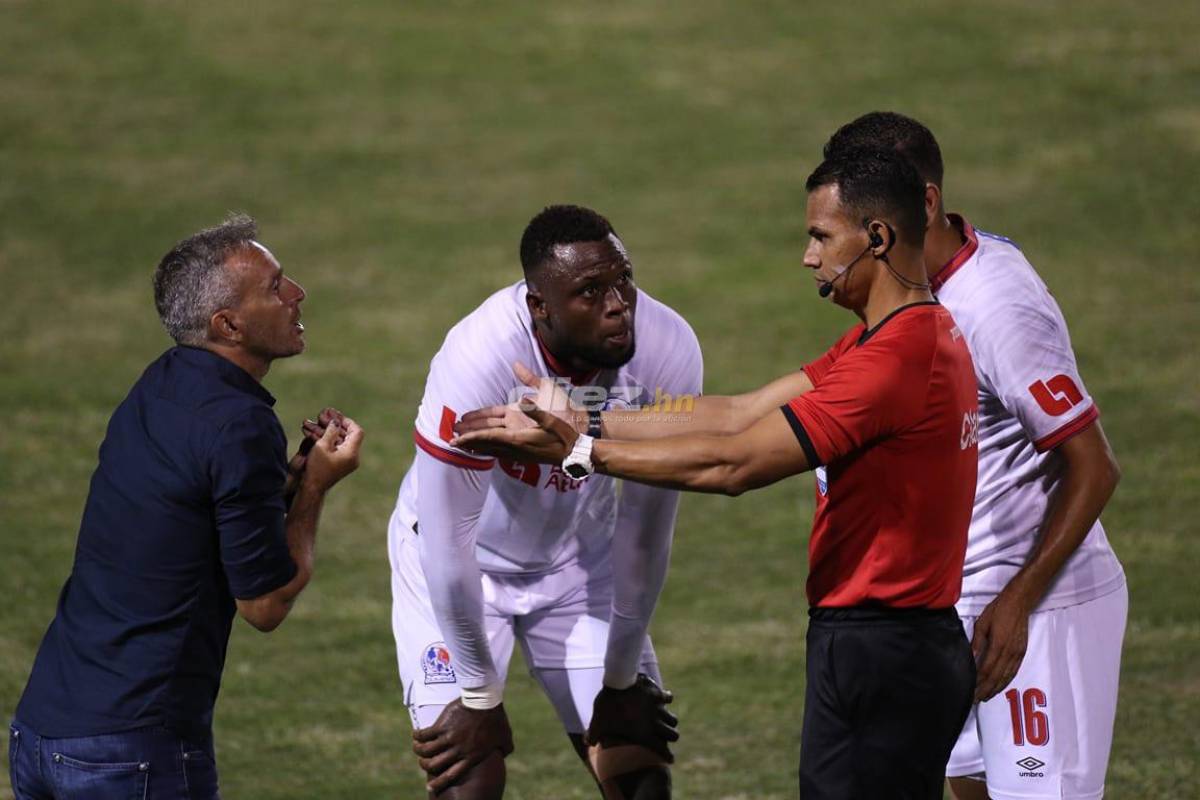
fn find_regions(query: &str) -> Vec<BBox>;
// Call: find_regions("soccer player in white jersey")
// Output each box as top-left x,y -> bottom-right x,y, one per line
391,205 -> 702,798
823,112 -> 1127,800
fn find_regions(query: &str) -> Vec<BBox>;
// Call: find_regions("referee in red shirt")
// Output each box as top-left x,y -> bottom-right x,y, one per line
453,148 -> 979,798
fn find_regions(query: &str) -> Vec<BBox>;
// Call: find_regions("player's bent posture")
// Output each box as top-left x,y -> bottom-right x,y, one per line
455,150 -> 980,799
389,205 -> 700,798
824,112 -> 1126,800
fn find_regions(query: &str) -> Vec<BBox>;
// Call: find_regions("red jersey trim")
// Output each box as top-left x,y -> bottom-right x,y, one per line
1033,404 -> 1099,452
535,329 -> 600,387
413,429 -> 495,470
929,214 -> 978,292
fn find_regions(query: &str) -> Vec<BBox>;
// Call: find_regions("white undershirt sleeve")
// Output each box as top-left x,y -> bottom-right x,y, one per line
603,480 -> 681,689
600,303 -> 704,689
414,450 -> 502,707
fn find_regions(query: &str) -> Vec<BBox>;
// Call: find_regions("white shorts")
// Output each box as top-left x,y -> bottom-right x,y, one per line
947,582 -> 1128,800
390,528 -> 659,733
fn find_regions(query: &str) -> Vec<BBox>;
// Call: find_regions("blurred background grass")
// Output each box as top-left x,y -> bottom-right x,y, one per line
2,1 -> 1197,797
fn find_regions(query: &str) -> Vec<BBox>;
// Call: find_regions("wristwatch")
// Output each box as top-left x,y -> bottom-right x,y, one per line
562,434 -> 595,479
586,407 -> 602,439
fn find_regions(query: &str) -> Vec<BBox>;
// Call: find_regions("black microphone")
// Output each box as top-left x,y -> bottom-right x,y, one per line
818,244 -> 873,298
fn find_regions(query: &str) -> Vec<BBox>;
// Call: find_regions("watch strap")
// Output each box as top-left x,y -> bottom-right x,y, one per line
563,433 -> 595,478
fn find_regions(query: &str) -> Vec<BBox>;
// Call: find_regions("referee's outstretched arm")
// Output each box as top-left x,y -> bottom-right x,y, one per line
455,404 -> 810,498
586,409 -> 810,496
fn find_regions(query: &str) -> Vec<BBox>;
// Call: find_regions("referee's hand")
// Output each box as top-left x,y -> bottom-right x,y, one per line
972,586 -> 1035,702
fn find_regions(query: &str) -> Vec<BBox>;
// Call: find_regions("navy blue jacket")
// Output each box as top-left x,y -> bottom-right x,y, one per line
17,346 -> 297,739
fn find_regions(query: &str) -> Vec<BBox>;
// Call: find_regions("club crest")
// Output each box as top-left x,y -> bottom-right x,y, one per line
422,642 -> 457,685
816,466 -> 829,496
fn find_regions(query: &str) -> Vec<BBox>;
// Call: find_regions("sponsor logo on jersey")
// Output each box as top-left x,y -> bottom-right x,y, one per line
439,406 -> 457,442
499,458 -> 542,487
498,460 -> 587,493
1028,375 -> 1082,417
422,642 -> 457,685
961,409 -> 979,450
1015,756 -> 1046,777
543,464 -> 586,493
815,466 -> 828,496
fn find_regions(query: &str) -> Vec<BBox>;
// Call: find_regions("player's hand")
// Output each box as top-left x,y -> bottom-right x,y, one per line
301,415 -> 364,492
451,400 -> 579,464
585,674 -> 679,763
454,362 -> 586,437
412,700 -> 514,794
971,585 -> 1035,702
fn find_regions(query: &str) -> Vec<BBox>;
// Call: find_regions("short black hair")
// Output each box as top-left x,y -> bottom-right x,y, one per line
519,205 -> 616,275
823,111 -> 944,187
805,147 -> 927,248
153,214 -> 257,345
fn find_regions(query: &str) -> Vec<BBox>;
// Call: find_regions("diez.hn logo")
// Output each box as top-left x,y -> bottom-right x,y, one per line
503,382 -> 697,414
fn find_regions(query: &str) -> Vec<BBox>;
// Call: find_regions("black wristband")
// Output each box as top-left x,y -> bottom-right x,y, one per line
587,407 -> 602,439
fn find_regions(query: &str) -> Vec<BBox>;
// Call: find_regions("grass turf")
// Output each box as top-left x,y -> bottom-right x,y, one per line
2,1 -> 1197,797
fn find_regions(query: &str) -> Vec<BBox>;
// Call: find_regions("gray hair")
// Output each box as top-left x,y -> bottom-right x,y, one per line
153,214 -> 257,346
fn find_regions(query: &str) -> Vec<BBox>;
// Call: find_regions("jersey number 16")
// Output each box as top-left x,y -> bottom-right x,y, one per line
1005,687 -> 1050,746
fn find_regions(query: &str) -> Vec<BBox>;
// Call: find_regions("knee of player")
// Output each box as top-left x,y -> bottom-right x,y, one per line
424,750 -> 507,800
588,741 -> 672,793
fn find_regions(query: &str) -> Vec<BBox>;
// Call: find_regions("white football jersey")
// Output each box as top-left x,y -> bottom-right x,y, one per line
389,281 -> 703,575
934,217 -> 1124,613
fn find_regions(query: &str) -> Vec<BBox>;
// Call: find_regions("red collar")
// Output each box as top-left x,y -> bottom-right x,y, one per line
930,214 -> 978,292
535,329 -> 600,386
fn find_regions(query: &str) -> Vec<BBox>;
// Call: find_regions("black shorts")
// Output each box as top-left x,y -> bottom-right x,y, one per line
799,606 -> 974,799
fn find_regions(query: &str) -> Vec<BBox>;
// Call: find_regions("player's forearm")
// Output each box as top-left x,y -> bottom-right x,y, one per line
604,490 -> 679,688
415,453 -> 502,701
419,536 -> 501,694
1004,427 -> 1121,605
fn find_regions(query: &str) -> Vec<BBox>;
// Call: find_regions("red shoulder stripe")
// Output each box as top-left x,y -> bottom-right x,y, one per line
1033,405 -> 1099,452
414,429 -> 495,470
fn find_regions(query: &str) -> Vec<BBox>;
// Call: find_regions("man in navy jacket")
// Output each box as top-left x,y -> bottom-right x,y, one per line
9,215 -> 363,800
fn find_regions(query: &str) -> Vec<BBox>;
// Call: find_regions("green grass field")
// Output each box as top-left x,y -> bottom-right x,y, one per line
2,1 -> 1198,797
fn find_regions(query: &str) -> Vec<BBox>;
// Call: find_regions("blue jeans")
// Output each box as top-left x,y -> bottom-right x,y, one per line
8,719 -> 220,800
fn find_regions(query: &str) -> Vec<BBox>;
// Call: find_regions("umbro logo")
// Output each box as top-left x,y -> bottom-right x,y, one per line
1016,756 -> 1046,777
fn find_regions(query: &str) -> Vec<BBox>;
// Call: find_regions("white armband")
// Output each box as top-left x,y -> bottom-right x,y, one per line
461,682 -> 504,710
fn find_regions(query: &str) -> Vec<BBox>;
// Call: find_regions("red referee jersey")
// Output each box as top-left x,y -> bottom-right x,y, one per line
783,302 -> 978,608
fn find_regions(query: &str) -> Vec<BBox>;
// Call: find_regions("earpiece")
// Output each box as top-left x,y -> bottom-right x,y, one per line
864,218 -> 887,250
859,218 -> 931,293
